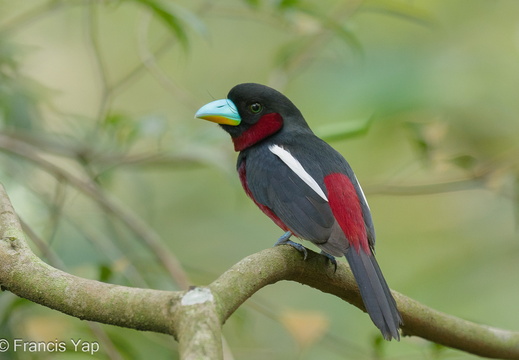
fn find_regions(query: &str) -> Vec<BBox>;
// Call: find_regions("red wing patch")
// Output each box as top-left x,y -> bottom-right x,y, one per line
324,173 -> 370,253
238,161 -> 290,233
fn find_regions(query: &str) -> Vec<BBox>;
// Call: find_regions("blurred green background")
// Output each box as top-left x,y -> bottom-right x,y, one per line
1,0 -> 519,359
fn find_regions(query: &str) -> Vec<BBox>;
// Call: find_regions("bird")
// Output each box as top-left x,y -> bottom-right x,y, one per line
195,83 -> 402,340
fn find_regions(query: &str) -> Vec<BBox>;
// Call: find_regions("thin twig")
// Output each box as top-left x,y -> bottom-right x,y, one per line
137,10 -> 200,110
0,134 -> 191,289
83,1 -> 111,126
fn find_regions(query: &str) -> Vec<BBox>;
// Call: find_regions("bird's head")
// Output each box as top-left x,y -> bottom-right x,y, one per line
195,83 -> 311,151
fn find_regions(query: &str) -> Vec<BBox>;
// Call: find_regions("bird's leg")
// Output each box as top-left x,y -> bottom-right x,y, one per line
320,251 -> 337,272
274,231 -> 292,244
274,231 -> 308,260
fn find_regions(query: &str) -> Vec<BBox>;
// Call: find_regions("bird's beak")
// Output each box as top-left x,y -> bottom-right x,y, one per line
195,99 -> 241,126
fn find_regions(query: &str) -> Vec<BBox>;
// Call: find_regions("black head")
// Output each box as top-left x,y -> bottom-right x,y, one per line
195,83 -> 311,151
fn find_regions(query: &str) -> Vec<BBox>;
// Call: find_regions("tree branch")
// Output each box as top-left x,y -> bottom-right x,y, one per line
0,193 -> 177,335
1,184 -> 518,359
210,246 -> 519,359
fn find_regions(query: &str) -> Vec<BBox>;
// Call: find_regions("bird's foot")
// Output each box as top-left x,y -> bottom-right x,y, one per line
274,231 -> 308,260
320,251 -> 338,272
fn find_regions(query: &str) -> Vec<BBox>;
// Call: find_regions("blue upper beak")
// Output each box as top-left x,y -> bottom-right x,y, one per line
195,99 -> 241,126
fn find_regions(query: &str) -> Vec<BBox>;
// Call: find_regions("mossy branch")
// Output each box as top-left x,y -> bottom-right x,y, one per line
1,184 -> 518,359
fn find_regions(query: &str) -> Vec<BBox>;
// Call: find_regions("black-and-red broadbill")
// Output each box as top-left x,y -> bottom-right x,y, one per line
195,83 -> 402,340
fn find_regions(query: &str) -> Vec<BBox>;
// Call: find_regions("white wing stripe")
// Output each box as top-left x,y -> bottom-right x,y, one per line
268,144 -> 328,202
354,174 -> 370,210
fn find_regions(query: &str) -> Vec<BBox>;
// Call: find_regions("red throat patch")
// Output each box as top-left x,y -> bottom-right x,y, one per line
232,113 -> 283,151
324,173 -> 370,254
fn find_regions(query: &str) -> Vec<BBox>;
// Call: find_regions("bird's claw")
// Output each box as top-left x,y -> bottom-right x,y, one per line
274,231 -> 308,260
320,251 -> 338,272
281,240 -> 308,260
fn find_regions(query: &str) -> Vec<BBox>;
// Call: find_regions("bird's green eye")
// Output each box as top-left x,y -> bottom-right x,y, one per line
249,103 -> 262,114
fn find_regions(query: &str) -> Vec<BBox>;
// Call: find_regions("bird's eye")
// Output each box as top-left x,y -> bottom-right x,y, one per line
249,103 -> 263,114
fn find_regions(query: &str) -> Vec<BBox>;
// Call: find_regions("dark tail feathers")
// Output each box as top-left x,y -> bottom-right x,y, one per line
345,249 -> 402,340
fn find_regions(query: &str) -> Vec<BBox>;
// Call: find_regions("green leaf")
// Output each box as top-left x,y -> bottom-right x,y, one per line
0,67 -> 44,130
372,333 -> 386,358
277,0 -> 300,10
98,264 -> 113,282
450,154 -> 479,171
132,0 -> 198,48
102,113 -> 140,146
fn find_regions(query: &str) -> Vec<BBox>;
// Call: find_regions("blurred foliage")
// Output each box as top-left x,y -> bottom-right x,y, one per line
1,0 -> 519,359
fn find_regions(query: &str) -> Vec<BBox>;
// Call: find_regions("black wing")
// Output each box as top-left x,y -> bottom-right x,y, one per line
240,135 -> 375,254
242,141 -> 337,245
